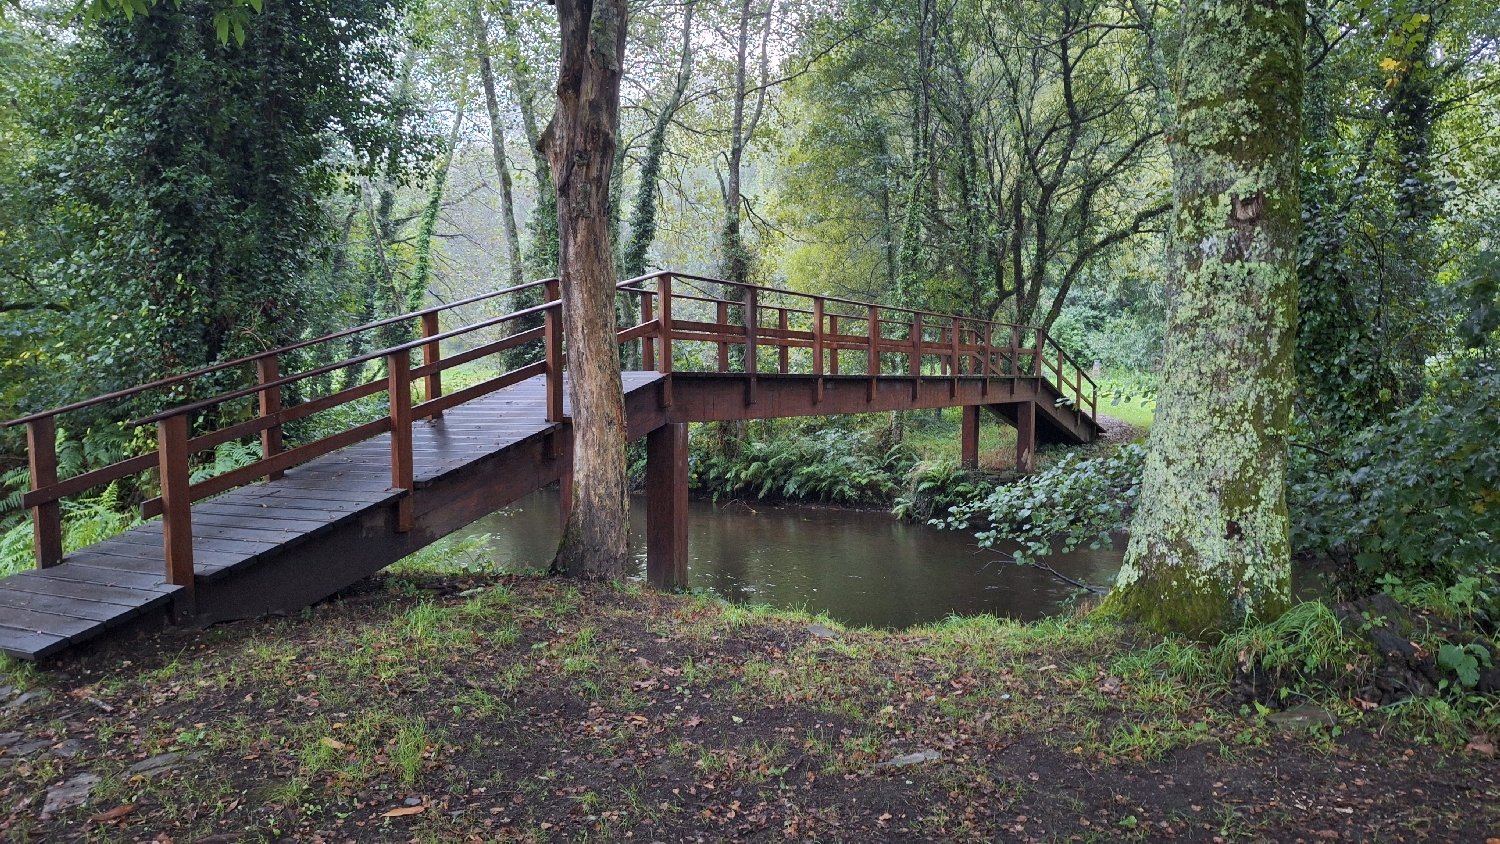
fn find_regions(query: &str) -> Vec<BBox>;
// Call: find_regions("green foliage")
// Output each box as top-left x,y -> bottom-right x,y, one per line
1437,642 -> 1491,690
891,461 -> 992,523
1289,361 -> 1500,610
1209,602 -> 1358,684
690,421 -> 916,506
937,444 -> 1143,565
0,482 -> 141,577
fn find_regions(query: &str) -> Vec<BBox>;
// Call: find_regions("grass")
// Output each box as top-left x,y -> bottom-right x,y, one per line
1,573 -> 1495,841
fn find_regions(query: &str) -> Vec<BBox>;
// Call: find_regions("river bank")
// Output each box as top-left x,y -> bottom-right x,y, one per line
1,573 -> 1495,842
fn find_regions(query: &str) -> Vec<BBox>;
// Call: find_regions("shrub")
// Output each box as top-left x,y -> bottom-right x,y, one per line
690,424 -> 916,505
936,443 -> 1144,565
1288,360 -> 1500,622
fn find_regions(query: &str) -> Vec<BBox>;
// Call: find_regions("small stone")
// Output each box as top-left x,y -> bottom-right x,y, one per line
404,797 -> 422,806
807,623 -> 839,639
874,750 -> 941,769
1266,704 -> 1336,731
0,731 -> 20,746
127,752 -> 184,777
4,690 -> 41,711
41,773 -> 100,819
10,739 -> 51,757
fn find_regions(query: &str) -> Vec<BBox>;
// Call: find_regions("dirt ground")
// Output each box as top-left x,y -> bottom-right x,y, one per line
0,574 -> 1496,842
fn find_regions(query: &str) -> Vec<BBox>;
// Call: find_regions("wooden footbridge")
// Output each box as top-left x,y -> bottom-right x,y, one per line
0,272 -> 1098,660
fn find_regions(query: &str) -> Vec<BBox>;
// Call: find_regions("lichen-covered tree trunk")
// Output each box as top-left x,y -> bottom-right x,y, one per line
543,0 -> 630,580
1103,0 -> 1304,637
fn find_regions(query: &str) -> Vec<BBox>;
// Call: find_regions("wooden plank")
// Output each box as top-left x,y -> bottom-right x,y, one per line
0,628 -> 70,661
0,589 -> 131,623
4,572 -> 172,606
0,606 -> 105,642
23,562 -> 176,592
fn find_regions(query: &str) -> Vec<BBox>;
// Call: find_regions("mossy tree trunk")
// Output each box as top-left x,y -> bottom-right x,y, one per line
543,0 -> 631,580
1103,0 -> 1304,637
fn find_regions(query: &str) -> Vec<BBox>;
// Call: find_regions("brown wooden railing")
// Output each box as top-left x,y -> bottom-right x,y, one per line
2,271 -> 1096,598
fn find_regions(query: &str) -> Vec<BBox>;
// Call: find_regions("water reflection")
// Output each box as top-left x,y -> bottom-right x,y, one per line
461,487 -> 1125,629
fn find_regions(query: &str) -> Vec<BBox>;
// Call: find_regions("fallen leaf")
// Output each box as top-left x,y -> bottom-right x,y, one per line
88,804 -> 135,824
320,737 -> 348,751
380,805 -> 426,818
1465,735 -> 1495,756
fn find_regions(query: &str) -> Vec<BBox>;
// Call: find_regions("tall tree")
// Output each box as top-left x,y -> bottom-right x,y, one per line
719,0 -> 774,287
543,0 -> 631,579
620,0 -> 696,280
1103,0 -> 1304,635
472,0 -> 524,288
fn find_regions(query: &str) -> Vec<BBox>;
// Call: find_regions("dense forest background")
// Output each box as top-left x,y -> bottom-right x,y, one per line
1,0 -> 1498,612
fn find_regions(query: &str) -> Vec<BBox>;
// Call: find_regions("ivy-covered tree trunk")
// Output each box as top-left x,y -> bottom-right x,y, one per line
1103,0 -> 1304,636
543,0 -> 630,580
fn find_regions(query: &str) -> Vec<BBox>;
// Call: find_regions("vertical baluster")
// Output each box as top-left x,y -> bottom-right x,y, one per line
778,307 -> 789,374
545,279 -> 564,423
420,312 -> 443,420
744,287 -> 758,405
812,297 -> 824,403
828,314 -> 839,376
26,416 -> 62,569
866,305 -> 879,402
157,413 -> 195,617
659,274 -> 674,407
950,316 -> 960,397
981,322 -> 993,397
1010,325 -> 1021,377
388,351 -> 414,533
256,354 -> 285,481
640,288 -> 656,371
1033,330 -> 1044,377
717,301 -> 729,372
909,313 -> 922,400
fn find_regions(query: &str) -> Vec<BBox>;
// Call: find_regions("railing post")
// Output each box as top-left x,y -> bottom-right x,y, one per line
744,286 -> 758,405
981,322 -> 993,397
909,313 -> 922,400
828,314 -> 839,376
256,354 -> 285,481
640,289 -> 656,371
778,307 -> 790,374
420,311 -> 443,420
867,305 -> 879,402
812,297 -> 825,403
659,274 -> 673,408
1033,330 -> 1045,377
544,279 -> 564,423
717,301 -> 730,373
388,351 -> 415,533
25,416 -> 62,569
1010,325 -> 1021,376
950,317 -> 960,397
157,413 -> 195,617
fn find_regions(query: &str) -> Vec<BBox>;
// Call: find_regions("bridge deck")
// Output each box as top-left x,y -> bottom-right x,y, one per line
0,372 -> 661,660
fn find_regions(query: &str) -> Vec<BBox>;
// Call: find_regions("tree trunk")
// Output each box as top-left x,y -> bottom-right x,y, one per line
410,95 -> 467,313
1102,0 -> 1304,637
499,0 -> 560,281
472,2 -> 524,288
719,0 -> 772,288
621,0 -> 695,280
544,0 -> 630,580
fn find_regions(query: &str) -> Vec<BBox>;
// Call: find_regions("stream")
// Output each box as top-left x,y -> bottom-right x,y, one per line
454,488 -> 1125,629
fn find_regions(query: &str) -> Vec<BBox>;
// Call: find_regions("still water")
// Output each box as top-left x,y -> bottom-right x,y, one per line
457,487 -> 1124,629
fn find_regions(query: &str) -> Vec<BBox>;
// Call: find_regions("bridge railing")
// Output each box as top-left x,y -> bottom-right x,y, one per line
615,272 -> 1097,419
2,269 -> 1095,602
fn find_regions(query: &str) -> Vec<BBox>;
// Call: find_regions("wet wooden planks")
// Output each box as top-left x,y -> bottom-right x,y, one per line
0,372 -> 662,661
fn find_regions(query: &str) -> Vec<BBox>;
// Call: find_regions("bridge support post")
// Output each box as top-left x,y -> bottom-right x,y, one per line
646,422 -> 688,591
1015,401 -> 1036,473
961,405 -> 980,470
